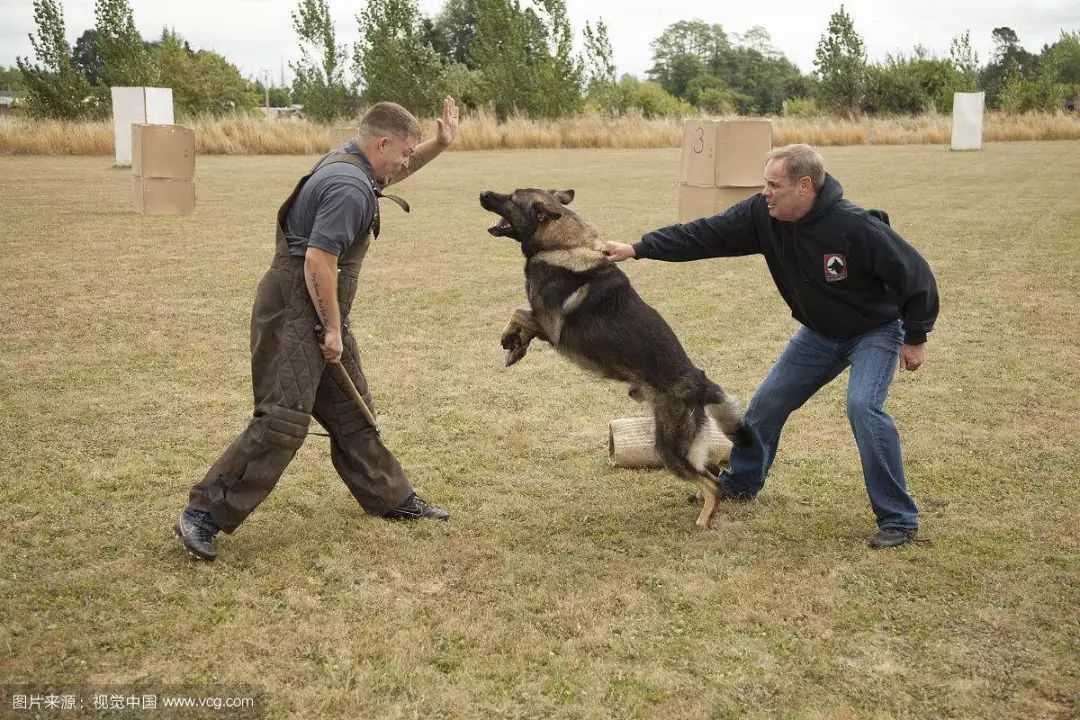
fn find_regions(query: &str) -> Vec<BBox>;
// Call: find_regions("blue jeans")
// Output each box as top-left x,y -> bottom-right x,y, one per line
721,321 -> 919,530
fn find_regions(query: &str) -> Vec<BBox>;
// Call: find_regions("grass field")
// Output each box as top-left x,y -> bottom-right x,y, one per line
1,142 -> 1078,719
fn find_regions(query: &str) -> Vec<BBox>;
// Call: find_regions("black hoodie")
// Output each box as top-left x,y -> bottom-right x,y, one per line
632,174 -> 938,345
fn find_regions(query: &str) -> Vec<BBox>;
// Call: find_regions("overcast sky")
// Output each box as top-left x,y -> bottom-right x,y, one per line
2,0 -> 1077,85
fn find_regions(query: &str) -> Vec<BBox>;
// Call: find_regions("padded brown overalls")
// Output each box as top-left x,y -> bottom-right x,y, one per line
188,151 -> 412,532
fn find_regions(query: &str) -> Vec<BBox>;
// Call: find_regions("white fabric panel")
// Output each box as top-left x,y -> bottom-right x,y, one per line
951,92 -> 985,151
111,87 -> 146,166
111,87 -> 175,166
144,88 -> 174,124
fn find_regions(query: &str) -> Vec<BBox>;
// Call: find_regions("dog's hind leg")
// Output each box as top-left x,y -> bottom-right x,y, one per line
687,413 -> 720,528
694,472 -> 720,529
705,385 -> 751,447
654,400 -> 720,529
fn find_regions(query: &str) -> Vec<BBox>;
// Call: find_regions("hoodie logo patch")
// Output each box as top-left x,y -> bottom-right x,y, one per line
824,254 -> 847,281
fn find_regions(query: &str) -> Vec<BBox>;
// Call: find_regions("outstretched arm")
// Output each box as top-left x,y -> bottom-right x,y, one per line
384,96 -> 459,186
608,196 -> 761,264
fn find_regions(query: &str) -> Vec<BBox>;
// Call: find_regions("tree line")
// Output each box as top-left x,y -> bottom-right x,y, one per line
6,0 -> 1079,121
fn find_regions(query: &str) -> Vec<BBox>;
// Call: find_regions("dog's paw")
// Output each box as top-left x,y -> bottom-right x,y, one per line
501,329 -> 532,366
500,328 -> 524,350
505,345 -> 528,367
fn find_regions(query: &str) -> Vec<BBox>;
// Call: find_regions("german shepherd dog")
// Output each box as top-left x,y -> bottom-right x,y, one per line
480,188 -> 750,529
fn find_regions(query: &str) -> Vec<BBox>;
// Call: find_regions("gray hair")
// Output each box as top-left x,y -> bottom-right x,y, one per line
766,143 -> 825,191
360,102 -> 422,141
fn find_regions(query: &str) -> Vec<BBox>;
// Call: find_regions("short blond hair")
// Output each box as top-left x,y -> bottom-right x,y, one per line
360,102 -> 421,141
766,143 -> 825,191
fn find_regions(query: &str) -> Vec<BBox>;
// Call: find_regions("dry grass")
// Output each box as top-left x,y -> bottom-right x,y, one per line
2,110 -> 1079,155
1,143 -> 1079,719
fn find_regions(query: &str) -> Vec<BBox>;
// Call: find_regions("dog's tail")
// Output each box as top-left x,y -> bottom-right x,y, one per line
704,386 -> 751,448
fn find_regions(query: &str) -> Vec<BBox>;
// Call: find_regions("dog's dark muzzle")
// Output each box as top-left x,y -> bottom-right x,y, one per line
480,191 -> 515,238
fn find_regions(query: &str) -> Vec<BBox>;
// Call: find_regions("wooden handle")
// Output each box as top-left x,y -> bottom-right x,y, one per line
333,363 -> 380,434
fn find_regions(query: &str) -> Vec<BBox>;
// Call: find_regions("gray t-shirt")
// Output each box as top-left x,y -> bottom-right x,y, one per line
283,140 -> 377,258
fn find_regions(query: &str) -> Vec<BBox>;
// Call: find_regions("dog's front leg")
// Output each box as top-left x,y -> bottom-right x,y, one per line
500,308 -> 546,366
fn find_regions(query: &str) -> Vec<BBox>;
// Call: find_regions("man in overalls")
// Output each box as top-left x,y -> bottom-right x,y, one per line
175,99 -> 459,561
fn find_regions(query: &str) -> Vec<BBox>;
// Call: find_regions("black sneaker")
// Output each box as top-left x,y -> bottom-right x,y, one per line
173,509 -> 219,561
869,527 -> 926,549
383,492 -> 450,521
718,484 -> 756,502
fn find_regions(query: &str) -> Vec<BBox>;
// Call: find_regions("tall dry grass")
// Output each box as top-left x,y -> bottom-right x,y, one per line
1,109 -> 1077,155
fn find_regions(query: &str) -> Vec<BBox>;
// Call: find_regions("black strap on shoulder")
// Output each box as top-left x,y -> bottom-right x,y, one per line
867,208 -> 891,226
375,187 -> 410,214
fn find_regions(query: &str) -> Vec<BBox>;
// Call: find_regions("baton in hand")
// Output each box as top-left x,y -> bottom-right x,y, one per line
315,323 -> 380,434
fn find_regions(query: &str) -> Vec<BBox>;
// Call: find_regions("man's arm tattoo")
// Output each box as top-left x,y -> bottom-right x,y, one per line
388,154 -> 431,185
310,271 -> 328,325
405,154 -> 431,177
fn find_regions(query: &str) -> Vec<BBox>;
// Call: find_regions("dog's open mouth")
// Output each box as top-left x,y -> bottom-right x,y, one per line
487,217 -> 513,237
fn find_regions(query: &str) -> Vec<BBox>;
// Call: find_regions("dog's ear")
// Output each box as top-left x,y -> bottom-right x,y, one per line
533,194 -> 564,223
551,189 -> 575,205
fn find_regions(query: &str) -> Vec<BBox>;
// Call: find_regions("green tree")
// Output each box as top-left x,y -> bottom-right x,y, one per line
582,19 -> 615,90
647,20 -> 729,97
71,28 -> 104,85
468,0 -> 582,119
862,47 -> 964,115
716,42 -> 813,114
734,26 -> 779,58
152,29 -> 258,116
250,82 -> 292,108
0,66 -> 26,91
998,69 -> 1067,113
684,74 -> 743,114
1043,31 -> 1080,85
418,0 -> 490,110
991,26 -> 1033,68
587,74 -> 693,117
435,61 -> 485,109
425,0 -> 479,67
1041,30 -> 1080,108
813,4 -> 866,117
535,0 -> 583,116
354,0 -> 444,115
647,21 -> 812,113
94,0 -> 157,89
291,0 -> 355,122
979,26 -> 1036,108
612,74 -> 693,118
582,19 -> 617,111
949,30 -> 979,91
16,0 -> 98,118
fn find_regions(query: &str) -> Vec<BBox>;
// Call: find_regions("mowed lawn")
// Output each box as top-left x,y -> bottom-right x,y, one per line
1,142 -> 1078,719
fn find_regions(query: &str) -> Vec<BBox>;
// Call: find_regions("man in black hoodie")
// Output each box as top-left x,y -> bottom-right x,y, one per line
603,144 -> 938,548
